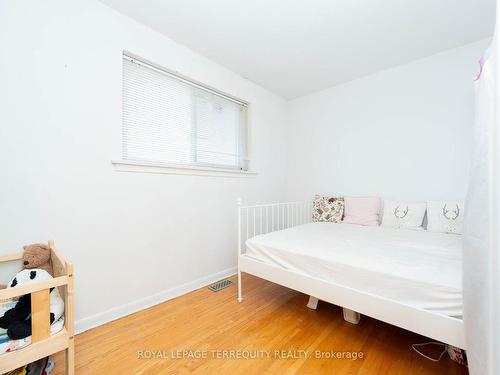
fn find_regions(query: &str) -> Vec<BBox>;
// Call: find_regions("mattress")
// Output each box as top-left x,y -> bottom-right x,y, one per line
244,223 -> 462,317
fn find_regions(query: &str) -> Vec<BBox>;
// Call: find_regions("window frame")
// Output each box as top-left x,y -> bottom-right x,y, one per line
114,52 -> 255,178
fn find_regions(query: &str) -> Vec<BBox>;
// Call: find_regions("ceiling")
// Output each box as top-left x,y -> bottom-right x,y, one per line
100,0 -> 495,99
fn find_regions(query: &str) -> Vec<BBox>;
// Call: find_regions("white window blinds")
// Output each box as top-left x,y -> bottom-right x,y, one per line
122,54 -> 248,170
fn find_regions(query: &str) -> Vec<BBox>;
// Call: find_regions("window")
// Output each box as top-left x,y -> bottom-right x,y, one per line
122,54 -> 249,172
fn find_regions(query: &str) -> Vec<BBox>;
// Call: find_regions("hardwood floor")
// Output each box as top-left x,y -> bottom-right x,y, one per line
52,274 -> 468,374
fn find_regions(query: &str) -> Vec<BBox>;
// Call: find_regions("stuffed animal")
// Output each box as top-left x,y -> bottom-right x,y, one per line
22,244 -> 53,277
0,244 -> 53,291
0,269 -> 64,339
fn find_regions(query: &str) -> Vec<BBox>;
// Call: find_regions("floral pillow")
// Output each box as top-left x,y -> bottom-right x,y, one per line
312,195 -> 344,223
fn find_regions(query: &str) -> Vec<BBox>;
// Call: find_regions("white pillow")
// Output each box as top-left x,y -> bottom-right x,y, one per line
427,201 -> 464,234
381,200 -> 426,230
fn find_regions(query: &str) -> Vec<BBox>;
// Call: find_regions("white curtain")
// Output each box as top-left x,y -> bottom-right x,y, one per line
463,9 -> 500,374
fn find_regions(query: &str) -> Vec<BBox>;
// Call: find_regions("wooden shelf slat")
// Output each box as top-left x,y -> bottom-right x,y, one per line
0,329 -> 69,374
0,276 -> 68,301
0,252 -> 23,263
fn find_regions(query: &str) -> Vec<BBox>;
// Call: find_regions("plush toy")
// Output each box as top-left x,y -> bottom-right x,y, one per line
22,244 -> 53,277
0,244 -> 53,290
0,269 -> 64,339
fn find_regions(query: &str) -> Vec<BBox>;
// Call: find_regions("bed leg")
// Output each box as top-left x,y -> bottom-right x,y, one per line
306,296 -> 319,310
237,270 -> 243,302
343,308 -> 360,324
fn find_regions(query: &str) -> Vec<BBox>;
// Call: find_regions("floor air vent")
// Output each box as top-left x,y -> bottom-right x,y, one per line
208,279 -> 233,292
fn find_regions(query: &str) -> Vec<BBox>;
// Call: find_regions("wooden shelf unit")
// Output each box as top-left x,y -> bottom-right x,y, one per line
0,240 -> 74,375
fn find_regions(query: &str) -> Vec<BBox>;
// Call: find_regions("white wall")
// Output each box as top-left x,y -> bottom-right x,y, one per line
286,39 -> 490,202
0,0 -> 489,333
0,0 -> 287,331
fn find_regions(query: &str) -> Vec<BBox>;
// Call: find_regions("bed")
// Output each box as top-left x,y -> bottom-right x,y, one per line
236,200 -> 465,349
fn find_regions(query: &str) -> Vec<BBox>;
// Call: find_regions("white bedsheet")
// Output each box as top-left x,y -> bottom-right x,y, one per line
245,223 -> 462,317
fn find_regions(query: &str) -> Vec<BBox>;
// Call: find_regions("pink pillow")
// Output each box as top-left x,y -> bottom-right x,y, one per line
343,197 -> 381,226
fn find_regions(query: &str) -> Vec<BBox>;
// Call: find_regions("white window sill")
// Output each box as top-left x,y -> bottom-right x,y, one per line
111,160 -> 258,178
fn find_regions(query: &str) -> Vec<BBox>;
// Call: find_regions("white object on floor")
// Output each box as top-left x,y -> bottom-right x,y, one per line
343,308 -> 361,324
307,296 -> 360,325
306,296 -> 318,310
245,222 -> 462,317
411,342 -> 448,362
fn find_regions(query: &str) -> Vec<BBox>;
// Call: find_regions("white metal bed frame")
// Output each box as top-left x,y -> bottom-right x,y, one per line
236,199 -> 465,349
